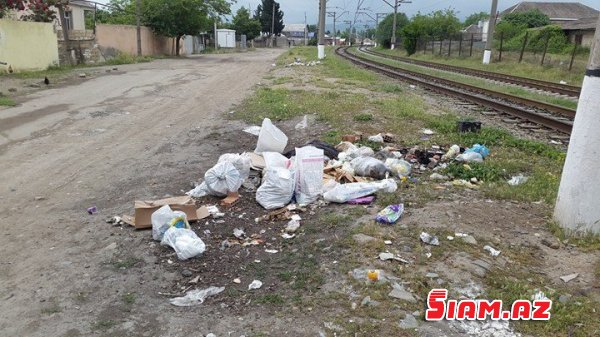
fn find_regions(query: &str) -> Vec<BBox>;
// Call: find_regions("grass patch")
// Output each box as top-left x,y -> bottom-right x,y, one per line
375,47 -> 585,85
104,53 -> 154,65
546,221 -> 600,250
122,292 -> 136,305
41,303 -> 62,315
0,96 -> 16,106
351,48 -> 578,110
353,113 -> 374,121
445,161 -> 506,182
109,257 -> 142,270
92,319 -> 118,331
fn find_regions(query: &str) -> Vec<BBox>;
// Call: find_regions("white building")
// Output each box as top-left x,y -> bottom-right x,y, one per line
216,29 -> 236,48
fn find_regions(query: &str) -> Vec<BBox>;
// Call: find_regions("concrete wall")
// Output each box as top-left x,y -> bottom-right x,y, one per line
567,30 -> 596,47
95,24 -> 175,56
0,20 -> 59,71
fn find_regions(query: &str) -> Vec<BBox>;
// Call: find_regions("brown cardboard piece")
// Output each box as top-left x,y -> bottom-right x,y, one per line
248,152 -> 266,170
133,196 -> 198,229
196,206 -> 210,220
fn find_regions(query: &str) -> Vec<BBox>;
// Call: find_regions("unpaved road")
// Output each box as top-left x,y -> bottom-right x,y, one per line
0,49 -> 286,337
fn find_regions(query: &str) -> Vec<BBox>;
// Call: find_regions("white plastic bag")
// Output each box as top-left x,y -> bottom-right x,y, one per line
255,118 -> 288,154
351,157 -> 388,179
263,152 -> 291,169
385,158 -> 412,178
295,115 -> 308,129
218,153 -> 251,182
323,179 -> 398,203
169,286 -> 225,306
256,167 -> 295,209
151,205 -> 190,241
456,152 -> 484,163
368,134 -> 384,143
161,227 -> 206,260
295,146 -> 324,206
204,161 -> 243,196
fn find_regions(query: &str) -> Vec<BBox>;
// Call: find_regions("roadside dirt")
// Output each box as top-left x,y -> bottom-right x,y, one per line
1,47 -> 598,337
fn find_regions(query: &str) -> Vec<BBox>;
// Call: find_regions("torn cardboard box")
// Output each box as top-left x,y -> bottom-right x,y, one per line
133,196 -> 198,229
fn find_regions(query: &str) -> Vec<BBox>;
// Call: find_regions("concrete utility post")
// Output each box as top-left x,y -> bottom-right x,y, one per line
483,0 -> 498,64
136,0 -> 142,56
554,17 -> 600,234
271,2 -> 276,47
391,0 -> 398,49
318,0 -> 327,59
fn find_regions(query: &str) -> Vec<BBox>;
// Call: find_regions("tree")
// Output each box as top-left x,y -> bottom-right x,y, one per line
464,11 -> 489,27
502,9 -> 550,28
142,0 -> 230,56
231,6 -> 261,40
375,13 -> 409,48
95,0 -> 137,25
400,9 -> 461,55
255,0 -> 284,36
0,0 -> 57,21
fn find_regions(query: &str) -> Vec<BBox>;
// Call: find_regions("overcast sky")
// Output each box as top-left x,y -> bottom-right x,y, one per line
231,0 -> 600,27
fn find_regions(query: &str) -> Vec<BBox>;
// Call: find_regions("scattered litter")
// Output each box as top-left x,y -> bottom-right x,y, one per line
385,158 -> 412,178
323,179 -> 397,203
367,270 -> 380,282
465,144 -> 490,158
559,80 -> 567,85
368,134 -> 384,143
295,115 -> 308,129
161,227 -> 206,260
189,276 -> 200,284
456,152 -> 484,163
347,196 -> 375,204
378,252 -> 409,263
151,205 -> 190,241
532,290 -> 549,301
451,179 -> 480,189
233,228 -> 246,239
233,278 -> 241,284
508,175 -> 529,186
87,206 -> 98,215
265,249 -> 278,254
255,118 -> 288,154
560,273 -> 579,283
447,236 -> 454,241
483,245 -> 501,257
351,156 -> 389,179
442,145 -> 461,161
420,128 -> 435,135
430,173 -> 449,181
375,204 -> 405,224
285,219 -> 301,233
169,286 -> 224,306
281,233 -> 296,239
384,240 -> 393,245
256,165 -> 295,209
248,280 -> 263,290
409,85 -> 416,89
420,232 -> 440,246
220,192 -> 240,206
457,121 -> 482,133
388,282 -> 417,303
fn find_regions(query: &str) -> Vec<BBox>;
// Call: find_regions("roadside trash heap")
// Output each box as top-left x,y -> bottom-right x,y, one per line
116,118 -> 492,261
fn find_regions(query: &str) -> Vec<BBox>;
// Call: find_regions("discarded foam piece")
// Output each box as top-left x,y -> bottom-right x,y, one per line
169,286 -> 224,306
560,273 -> 579,283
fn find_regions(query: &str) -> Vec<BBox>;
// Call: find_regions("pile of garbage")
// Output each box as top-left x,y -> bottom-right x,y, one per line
124,118 -> 493,263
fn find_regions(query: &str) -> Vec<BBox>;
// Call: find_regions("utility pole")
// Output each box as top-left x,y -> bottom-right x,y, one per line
305,12 -> 308,46
391,0 -> 398,49
328,11 -> 348,47
554,17 -> 600,234
382,0 -> 411,50
318,0 -> 326,59
136,0 -> 142,56
483,0 -> 498,64
271,2 -> 276,48
214,19 -> 218,50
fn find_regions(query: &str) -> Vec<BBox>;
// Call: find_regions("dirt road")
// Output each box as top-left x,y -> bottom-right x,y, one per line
0,49 -> 286,337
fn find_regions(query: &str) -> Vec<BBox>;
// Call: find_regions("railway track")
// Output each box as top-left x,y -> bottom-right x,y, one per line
337,47 -> 573,134
360,47 -> 582,98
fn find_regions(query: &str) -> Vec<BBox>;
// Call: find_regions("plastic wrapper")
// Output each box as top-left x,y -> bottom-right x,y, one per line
368,134 -> 384,143
384,158 -> 412,178
255,118 -> 288,154
351,157 -> 389,180
294,146 -> 324,206
161,227 -> 206,260
465,144 -> 490,158
456,152 -> 484,163
151,205 -> 190,241
323,179 -> 397,203
375,204 -> 405,224
441,145 -> 460,161
169,286 -> 225,306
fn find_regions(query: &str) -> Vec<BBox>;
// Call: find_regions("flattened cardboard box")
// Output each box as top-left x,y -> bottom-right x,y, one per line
134,196 -> 198,229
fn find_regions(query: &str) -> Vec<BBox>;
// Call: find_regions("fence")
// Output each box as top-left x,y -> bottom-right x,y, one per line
0,20 -> 59,71
404,31 -> 590,72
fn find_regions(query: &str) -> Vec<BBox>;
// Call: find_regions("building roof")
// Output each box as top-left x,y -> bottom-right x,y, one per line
561,16 -> 599,30
462,24 -> 482,33
282,24 -> 306,33
70,0 -> 96,9
501,2 -> 599,21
